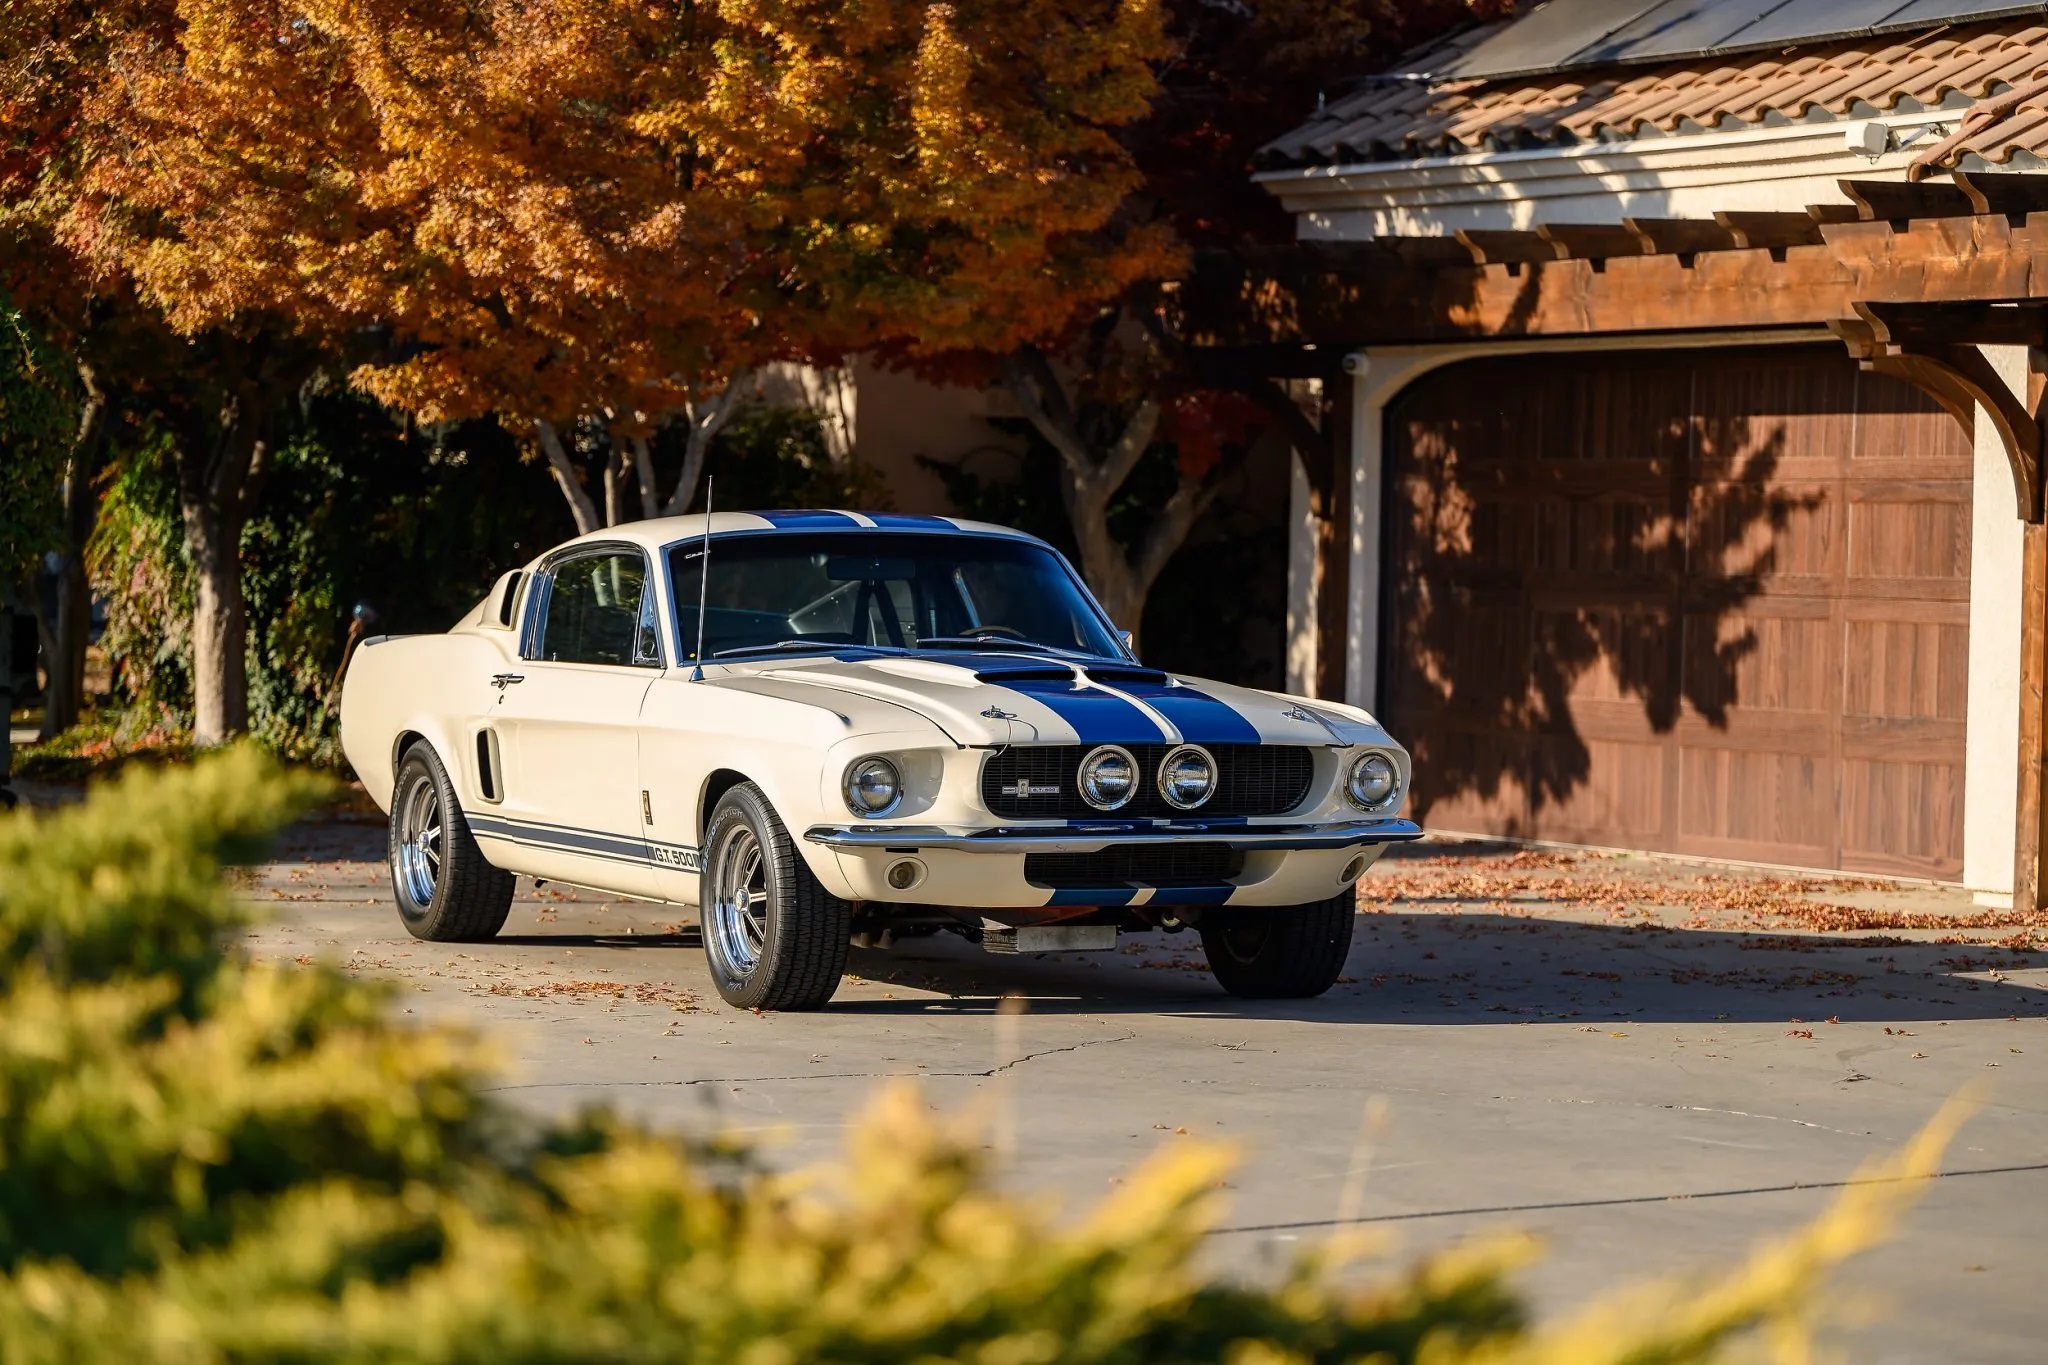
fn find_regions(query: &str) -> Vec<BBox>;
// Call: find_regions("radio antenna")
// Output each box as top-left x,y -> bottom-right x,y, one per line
689,477 -> 713,681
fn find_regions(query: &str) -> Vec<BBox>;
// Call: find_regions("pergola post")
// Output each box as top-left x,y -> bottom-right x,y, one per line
2019,520 -> 2048,909
1835,310 -> 2048,908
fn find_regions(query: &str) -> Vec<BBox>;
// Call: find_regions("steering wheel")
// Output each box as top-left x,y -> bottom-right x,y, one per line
957,624 -> 1027,640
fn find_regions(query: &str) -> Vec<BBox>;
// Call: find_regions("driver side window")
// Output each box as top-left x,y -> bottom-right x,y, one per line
534,551 -> 656,666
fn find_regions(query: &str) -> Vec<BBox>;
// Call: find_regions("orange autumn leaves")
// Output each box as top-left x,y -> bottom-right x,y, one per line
19,0 -> 1177,433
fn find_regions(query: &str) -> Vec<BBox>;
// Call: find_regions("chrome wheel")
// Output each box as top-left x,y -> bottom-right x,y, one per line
395,773 -> 443,909
708,825 -> 769,977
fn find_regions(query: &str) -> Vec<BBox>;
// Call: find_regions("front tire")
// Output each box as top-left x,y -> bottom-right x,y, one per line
700,782 -> 852,1010
1198,891 -> 1356,999
387,743 -> 513,942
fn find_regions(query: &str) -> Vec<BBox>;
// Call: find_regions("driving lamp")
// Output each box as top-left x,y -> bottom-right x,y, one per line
1157,744 -> 1217,810
1078,745 -> 1138,811
1346,751 -> 1399,811
844,756 -> 903,817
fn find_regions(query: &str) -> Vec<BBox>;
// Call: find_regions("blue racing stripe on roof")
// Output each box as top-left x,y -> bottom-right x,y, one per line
864,512 -> 958,531
755,509 -> 862,528
1103,679 -> 1262,745
1001,677 -> 1166,744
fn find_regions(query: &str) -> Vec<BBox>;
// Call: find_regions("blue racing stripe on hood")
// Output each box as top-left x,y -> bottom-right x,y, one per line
755,509 -> 861,528
1001,676 -> 1166,744
1102,678 -> 1262,744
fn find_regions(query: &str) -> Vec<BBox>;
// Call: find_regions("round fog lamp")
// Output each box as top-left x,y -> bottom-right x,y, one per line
1157,744 -> 1217,810
844,756 -> 902,817
1077,745 -> 1138,811
1346,752 -> 1399,811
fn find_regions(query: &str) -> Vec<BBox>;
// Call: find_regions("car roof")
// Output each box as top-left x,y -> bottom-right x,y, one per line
552,510 -> 1049,556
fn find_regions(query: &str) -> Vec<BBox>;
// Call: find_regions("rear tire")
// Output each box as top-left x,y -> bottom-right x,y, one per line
700,782 -> 852,1010
387,743 -> 514,942
1199,892 -> 1355,999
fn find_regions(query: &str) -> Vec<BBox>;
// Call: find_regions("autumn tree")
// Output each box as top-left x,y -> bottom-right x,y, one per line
1,2 -> 333,745
61,0 -> 1172,546
897,1 -> 1504,641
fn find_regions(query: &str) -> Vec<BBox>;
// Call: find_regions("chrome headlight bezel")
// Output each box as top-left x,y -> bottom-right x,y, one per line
843,755 -> 904,818
1345,750 -> 1401,812
1077,744 -> 1139,812
1156,743 -> 1217,811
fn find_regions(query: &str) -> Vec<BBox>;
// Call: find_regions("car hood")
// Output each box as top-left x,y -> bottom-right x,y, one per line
706,651 -> 1393,749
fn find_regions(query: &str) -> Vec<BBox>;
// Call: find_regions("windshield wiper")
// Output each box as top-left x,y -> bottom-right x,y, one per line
913,637 -> 1098,659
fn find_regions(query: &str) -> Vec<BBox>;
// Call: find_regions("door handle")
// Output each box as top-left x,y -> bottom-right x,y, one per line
491,672 -> 525,690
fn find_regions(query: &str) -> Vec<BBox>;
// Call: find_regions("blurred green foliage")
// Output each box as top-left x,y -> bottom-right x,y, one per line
0,750 -> 1959,1363
73,395 -> 882,767
0,296 -> 73,583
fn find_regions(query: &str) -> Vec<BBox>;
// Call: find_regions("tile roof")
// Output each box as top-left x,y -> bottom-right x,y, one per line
1260,17 -> 2048,174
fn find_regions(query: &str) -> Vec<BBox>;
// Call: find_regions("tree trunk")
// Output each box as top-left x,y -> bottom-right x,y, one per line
174,375 -> 280,748
536,419 -> 600,535
1005,350 -> 1216,657
182,491 -> 249,746
39,366 -> 109,739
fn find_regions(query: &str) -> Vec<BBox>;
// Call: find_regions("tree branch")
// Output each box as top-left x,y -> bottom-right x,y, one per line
1003,351 -> 1093,481
631,433 -> 659,520
660,373 -> 749,516
536,418 -> 600,535
1098,398 -> 1160,497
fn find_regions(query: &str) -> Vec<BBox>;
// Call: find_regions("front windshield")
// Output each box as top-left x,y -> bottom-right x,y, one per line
667,531 -> 1123,663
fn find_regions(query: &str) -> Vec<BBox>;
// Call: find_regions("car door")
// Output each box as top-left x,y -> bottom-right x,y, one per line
486,545 -> 663,897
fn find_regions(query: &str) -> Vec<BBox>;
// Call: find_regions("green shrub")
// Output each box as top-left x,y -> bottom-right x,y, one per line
0,752 -> 1958,1362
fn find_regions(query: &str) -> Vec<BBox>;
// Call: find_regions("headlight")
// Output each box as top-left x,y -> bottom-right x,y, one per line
843,756 -> 903,817
1346,751 -> 1399,811
1077,744 -> 1138,811
1157,744 -> 1216,810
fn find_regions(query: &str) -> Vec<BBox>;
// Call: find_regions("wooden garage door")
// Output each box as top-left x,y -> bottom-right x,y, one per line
1382,345 -> 1972,880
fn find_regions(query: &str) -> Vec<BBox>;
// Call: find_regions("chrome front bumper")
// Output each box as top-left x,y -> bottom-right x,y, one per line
802,817 -> 1423,855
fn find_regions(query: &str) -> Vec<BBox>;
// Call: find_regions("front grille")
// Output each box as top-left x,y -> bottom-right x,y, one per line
1024,844 -> 1244,889
982,745 -> 1314,820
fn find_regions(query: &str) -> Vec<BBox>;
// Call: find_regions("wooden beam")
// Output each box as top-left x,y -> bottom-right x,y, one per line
2018,521 -> 2048,911
1845,310 -> 2044,520
1455,228 -> 1564,266
1954,170 -> 2048,221
1714,210 -> 1825,253
1369,236 -> 1484,270
1186,212 -> 2048,350
1806,203 -> 1862,225
1622,216 -> 1738,256
1536,222 -> 1648,265
1855,300 -> 2048,349
1840,177 -> 1976,225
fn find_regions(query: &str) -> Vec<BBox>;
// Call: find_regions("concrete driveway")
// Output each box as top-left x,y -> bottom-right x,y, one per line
248,813 -> 2046,1362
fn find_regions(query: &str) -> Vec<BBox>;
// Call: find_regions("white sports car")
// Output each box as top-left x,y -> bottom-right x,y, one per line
339,512 -> 1420,1009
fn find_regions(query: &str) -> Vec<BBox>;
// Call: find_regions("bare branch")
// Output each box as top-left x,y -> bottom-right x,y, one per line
536,418 -> 600,535
660,373 -> 750,516
630,433 -> 659,519
1097,398 -> 1160,497
1131,473 -> 1221,600
602,443 -> 624,527
1003,352 -> 1093,480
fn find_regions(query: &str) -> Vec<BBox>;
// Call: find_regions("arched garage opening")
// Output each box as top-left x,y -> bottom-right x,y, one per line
1379,344 -> 1973,879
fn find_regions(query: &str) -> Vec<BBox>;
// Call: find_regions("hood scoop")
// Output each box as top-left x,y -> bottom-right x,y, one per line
973,665 -> 1077,683
1082,664 -> 1170,685
971,662 -> 1172,686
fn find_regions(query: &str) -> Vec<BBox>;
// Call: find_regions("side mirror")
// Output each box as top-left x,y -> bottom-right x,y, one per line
1118,629 -> 1135,657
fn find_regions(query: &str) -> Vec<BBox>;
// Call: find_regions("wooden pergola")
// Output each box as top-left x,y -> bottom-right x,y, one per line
1212,171 -> 2048,906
